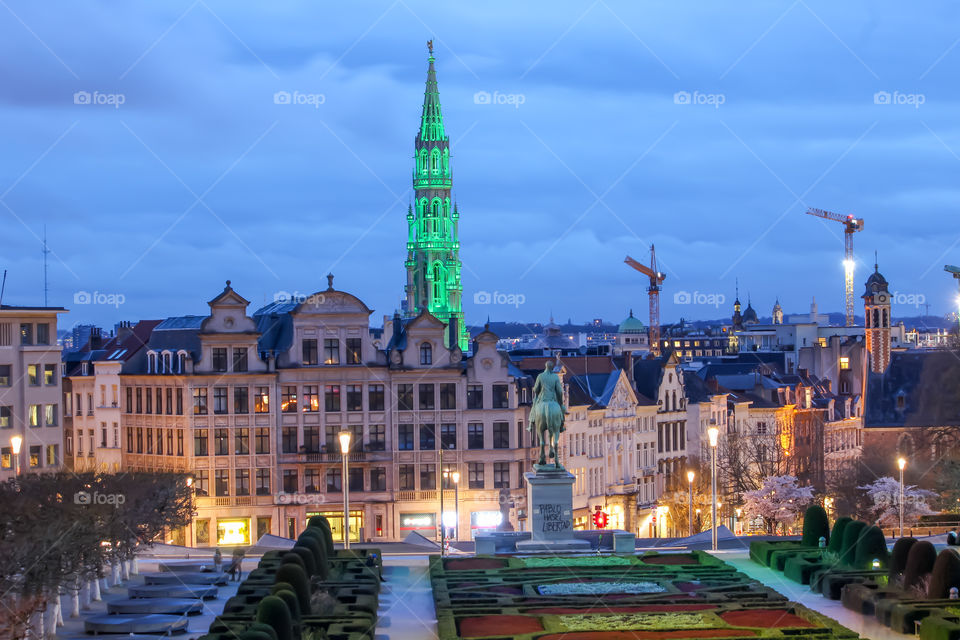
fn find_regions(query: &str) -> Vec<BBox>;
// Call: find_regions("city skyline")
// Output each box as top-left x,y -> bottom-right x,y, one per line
2,2 -> 960,329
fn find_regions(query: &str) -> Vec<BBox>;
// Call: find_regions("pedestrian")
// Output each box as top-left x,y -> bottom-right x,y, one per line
228,549 -> 245,582
213,547 -> 222,573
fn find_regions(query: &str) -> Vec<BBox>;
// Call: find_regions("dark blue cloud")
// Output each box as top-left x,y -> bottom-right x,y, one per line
1,0 -> 959,333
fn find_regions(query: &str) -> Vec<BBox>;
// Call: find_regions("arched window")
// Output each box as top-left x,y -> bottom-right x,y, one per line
672,390 -> 677,411
147,352 -> 157,374
432,263 -> 444,304
872,308 -> 880,327
420,342 -> 432,366
177,351 -> 186,374
162,351 -> 172,374
431,149 -> 440,173
882,308 -> 889,328
418,149 -> 428,174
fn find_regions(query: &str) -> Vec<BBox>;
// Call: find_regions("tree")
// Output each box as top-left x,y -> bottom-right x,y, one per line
859,476 -> 936,527
742,475 -> 814,534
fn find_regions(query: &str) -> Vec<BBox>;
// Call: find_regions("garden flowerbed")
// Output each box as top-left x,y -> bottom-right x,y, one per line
432,551 -> 859,640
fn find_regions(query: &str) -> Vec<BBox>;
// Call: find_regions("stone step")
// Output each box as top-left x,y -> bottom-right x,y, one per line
127,583 -> 218,600
143,572 -> 228,586
106,597 -> 206,615
83,613 -> 189,635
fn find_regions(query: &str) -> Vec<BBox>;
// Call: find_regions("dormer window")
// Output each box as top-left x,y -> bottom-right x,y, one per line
420,342 -> 433,366
162,352 -> 172,374
147,352 -> 157,374
896,392 -> 905,410
176,351 -> 186,374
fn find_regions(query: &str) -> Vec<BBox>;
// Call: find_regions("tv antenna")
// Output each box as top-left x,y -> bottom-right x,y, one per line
42,226 -> 50,306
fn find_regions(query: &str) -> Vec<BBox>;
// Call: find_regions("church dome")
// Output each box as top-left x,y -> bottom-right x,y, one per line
863,266 -> 888,296
618,310 -> 646,334
742,302 -> 759,324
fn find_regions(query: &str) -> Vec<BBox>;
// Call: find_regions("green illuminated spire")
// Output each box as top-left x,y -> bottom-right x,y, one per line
404,42 -> 468,351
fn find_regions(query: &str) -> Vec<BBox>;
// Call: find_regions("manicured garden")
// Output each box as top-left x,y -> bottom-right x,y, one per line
432,550 -> 857,639
197,516 -> 382,640
751,505 -> 960,639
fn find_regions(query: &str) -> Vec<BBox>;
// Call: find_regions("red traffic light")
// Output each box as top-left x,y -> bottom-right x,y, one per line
592,511 -> 609,529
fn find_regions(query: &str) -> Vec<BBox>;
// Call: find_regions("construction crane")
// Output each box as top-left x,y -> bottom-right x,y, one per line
804,207 -> 865,327
625,245 -> 666,357
946,265 -> 960,335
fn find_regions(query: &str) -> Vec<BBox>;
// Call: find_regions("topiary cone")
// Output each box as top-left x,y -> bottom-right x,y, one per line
928,548 -> 960,599
854,525 -> 889,570
801,505 -> 830,547
255,595 -> 293,640
305,518 -> 335,557
248,623 -> 279,640
280,552 -> 308,574
904,540 -> 938,592
273,589 -> 301,621
890,537 -> 917,581
296,534 -> 328,580
827,516 -> 852,554
275,562 -> 312,613
841,520 -> 867,566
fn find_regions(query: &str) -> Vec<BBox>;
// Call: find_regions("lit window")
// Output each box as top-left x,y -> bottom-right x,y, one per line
839,357 -> 850,370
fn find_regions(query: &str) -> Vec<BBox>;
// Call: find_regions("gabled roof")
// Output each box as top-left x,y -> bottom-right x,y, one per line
865,350 -> 960,428
631,356 -> 668,402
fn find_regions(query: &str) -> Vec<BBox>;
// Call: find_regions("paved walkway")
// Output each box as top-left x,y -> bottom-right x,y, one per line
718,550 -> 912,640
376,555 -> 437,640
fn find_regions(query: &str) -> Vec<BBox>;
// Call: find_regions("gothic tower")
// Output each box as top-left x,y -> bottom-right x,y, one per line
863,259 -> 892,373
403,43 -> 468,351
772,298 -> 784,325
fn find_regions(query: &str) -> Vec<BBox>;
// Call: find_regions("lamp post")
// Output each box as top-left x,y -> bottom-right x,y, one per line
708,425 -> 719,551
452,470 -> 460,542
686,470 -> 695,537
338,430 -> 352,549
11,435 -> 22,476
897,457 -> 907,538
186,476 -> 194,548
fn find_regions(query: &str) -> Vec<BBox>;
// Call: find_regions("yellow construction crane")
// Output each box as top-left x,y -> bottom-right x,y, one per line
625,245 -> 666,357
805,207 -> 865,327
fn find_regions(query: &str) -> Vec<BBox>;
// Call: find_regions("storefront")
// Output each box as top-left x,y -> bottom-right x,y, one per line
216,518 -> 251,545
399,512 -> 437,539
469,511 -> 502,538
308,510 -> 362,543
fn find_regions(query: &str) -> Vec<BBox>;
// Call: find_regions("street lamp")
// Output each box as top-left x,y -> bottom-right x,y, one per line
10,435 -> 22,476
707,425 -> 719,551
452,470 -> 460,542
338,430 -> 352,550
686,470 -> 695,537
185,475 -> 194,548
897,457 -> 907,538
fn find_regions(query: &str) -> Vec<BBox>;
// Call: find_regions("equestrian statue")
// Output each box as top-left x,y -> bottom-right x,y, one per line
527,360 -> 567,470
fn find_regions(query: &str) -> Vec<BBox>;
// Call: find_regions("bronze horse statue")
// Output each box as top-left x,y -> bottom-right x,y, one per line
527,360 -> 566,469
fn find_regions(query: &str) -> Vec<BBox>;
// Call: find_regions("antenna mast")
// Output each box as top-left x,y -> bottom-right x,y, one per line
42,226 -> 50,306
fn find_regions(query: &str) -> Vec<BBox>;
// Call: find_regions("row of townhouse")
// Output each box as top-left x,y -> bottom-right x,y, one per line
63,279 -> 534,546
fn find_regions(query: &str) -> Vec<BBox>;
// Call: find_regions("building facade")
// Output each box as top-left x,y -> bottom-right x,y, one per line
0,305 -> 66,478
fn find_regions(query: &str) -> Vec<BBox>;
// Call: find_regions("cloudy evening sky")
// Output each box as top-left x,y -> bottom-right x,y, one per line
2,1 -> 959,331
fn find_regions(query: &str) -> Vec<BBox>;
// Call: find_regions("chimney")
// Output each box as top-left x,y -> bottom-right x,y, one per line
89,327 -> 103,350
708,377 -> 720,393
624,350 -> 634,388
115,320 -> 133,343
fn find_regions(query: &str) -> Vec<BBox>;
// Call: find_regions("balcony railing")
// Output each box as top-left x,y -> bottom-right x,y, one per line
279,449 -> 391,464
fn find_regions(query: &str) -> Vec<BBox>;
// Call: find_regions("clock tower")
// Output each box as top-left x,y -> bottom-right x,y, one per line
863,260 -> 891,373
403,42 -> 468,351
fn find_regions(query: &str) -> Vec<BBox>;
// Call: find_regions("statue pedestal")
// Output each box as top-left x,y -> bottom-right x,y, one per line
516,470 -> 590,552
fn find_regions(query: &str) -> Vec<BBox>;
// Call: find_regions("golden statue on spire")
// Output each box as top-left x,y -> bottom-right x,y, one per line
427,39 -> 434,55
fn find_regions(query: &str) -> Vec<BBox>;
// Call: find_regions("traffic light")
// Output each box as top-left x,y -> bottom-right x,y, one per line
592,510 -> 608,529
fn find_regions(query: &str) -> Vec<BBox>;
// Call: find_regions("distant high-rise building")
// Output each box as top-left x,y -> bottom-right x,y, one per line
403,44 -> 468,351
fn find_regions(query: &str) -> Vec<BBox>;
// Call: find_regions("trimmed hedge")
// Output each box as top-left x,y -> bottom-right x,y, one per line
929,549 -> 960,599
891,537 -> 918,581
828,517 -> 853,554
802,505 -> 830,547
841,521 -> 867,566
854,525 -> 889,570
275,563 -> 312,613
905,541 -> 938,592
255,596 -> 293,640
